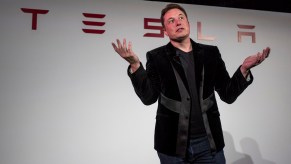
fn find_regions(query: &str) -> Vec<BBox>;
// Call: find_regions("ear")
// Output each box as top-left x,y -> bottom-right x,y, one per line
163,28 -> 168,36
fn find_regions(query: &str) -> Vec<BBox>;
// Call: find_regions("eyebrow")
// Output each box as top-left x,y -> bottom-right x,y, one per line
167,13 -> 184,20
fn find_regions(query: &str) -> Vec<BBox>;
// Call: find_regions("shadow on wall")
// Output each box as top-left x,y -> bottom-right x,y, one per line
223,131 -> 276,164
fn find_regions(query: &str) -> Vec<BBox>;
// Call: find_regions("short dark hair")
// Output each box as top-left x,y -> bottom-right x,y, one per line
160,3 -> 188,28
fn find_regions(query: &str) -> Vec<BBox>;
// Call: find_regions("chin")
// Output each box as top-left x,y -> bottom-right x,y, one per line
172,35 -> 189,42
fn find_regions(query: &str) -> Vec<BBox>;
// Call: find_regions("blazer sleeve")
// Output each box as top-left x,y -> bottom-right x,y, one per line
127,52 -> 160,105
214,48 -> 253,104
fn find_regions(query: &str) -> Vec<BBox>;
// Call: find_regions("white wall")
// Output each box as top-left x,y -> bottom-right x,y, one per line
0,0 -> 290,163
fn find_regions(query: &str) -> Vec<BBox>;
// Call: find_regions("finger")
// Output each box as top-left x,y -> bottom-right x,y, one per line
258,49 -> 268,64
256,52 -> 262,65
262,49 -> 268,59
128,41 -> 132,53
256,52 -> 260,61
123,38 -> 127,51
116,39 -> 121,48
265,47 -> 270,58
261,48 -> 268,60
112,42 -> 117,51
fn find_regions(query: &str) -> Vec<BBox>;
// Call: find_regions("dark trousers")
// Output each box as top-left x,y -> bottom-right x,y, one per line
157,136 -> 226,164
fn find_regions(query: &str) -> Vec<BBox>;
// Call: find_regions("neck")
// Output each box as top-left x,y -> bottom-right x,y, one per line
170,38 -> 192,52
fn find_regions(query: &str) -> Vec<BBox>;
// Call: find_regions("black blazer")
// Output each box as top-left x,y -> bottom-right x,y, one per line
128,39 -> 253,157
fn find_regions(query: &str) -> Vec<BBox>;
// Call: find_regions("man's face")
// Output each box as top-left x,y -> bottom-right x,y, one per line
163,8 -> 190,42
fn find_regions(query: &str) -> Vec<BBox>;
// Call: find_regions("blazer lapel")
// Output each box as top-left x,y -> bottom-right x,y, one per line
164,40 -> 205,96
165,42 -> 189,92
191,40 -> 204,86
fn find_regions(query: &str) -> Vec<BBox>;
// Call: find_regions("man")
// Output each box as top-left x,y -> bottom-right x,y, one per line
112,3 -> 270,164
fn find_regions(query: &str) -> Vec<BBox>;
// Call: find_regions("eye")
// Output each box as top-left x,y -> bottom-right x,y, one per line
179,16 -> 184,20
167,18 -> 174,24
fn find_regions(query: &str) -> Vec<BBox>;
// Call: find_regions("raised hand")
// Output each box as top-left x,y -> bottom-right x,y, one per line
112,38 -> 140,72
240,47 -> 270,77
112,39 -> 140,63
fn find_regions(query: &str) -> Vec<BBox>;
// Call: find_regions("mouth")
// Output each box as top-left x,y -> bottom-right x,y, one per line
176,28 -> 184,32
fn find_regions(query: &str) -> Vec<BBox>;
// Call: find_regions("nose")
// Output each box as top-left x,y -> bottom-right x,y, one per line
176,19 -> 182,26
